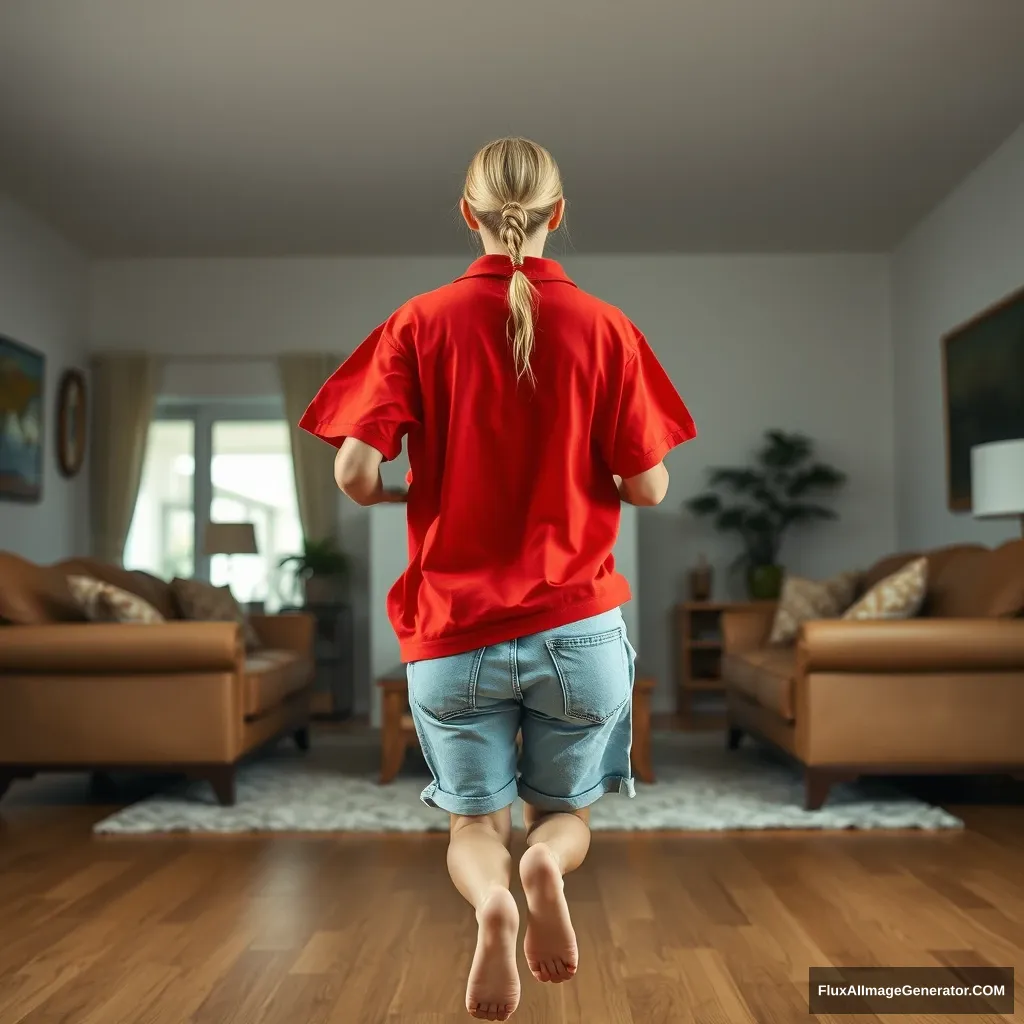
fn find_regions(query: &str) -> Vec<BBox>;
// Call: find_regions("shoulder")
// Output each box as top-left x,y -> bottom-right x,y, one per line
557,285 -> 644,356
378,280 -> 474,343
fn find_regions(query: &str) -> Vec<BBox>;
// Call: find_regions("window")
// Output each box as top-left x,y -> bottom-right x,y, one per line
124,420 -> 195,579
125,401 -> 304,611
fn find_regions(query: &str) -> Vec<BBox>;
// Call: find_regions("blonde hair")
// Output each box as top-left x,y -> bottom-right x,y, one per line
463,138 -> 563,383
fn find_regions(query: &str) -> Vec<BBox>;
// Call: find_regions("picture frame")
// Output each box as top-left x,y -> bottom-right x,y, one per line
942,283 -> 1024,511
56,368 -> 88,478
0,335 -> 45,503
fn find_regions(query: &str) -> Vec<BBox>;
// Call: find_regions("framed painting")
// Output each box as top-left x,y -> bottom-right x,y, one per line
942,284 -> 1024,511
0,335 -> 45,502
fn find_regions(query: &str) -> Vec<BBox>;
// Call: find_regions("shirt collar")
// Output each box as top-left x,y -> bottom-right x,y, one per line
455,255 -> 576,287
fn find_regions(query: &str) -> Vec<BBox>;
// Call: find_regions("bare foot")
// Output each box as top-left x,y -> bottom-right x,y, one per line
466,888 -> 520,1021
520,844 -> 578,983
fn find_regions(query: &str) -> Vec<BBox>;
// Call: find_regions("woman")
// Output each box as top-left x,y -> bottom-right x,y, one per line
300,137 -> 695,1021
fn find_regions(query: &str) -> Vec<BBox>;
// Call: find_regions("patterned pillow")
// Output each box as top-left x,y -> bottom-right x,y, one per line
843,557 -> 928,621
170,578 -> 262,650
769,571 -> 859,645
67,575 -> 165,624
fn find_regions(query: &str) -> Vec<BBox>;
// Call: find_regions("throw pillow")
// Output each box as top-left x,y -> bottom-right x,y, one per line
768,571 -> 859,645
67,575 -> 165,624
842,557 -> 928,621
170,578 -> 262,649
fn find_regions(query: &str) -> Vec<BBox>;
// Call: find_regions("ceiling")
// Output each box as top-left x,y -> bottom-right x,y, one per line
2,0 -> 1024,257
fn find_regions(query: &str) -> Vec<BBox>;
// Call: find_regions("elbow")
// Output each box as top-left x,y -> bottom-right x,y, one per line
630,484 -> 667,507
622,464 -> 670,506
334,454 -> 376,505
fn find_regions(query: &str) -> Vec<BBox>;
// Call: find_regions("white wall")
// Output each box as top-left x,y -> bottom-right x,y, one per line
89,253 -> 895,711
892,123 -> 1024,551
0,199 -> 89,562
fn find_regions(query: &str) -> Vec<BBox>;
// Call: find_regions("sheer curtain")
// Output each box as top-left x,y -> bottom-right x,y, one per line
88,354 -> 159,564
277,354 -> 341,544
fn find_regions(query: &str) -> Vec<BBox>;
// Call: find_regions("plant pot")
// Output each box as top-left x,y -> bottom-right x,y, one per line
747,564 -> 784,601
303,573 -> 347,606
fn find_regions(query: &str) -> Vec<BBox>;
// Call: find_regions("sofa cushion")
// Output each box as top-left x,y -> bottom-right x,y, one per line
858,551 -> 918,595
942,539 -> 1024,618
67,575 -> 165,624
722,648 -> 796,720
55,558 -> 179,621
171,578 -> 261,650
768,571 -> 858,645
243,650 -> 311,718
843,557 -> 928,621
0,552 -> 86,625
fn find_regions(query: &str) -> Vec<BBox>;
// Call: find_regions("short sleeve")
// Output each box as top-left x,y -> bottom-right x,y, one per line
298,322 -> 420,460
604,329 -> 696,478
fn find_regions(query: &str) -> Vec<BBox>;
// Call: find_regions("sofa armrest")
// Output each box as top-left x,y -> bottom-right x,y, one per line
798,619 -> 1024,673
250,613 -> 315,656
721,605 -> 777,652
0,622 -> 243,674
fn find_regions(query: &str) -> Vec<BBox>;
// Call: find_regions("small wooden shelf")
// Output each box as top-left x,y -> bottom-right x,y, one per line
675,600 -> 767,730
683,678 -> 725,692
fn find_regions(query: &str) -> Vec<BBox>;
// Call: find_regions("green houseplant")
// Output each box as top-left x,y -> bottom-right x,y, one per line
278,537 -> 350,606
685,430 -> 846,600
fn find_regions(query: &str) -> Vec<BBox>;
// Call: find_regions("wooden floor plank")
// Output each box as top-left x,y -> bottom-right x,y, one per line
0,770 -> 1021,1024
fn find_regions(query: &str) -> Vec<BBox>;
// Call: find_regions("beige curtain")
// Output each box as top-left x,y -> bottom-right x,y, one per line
88,354 -> 159,564
277,354 -> 341,544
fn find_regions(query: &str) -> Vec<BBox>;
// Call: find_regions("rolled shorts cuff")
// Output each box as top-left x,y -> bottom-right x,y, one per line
518,773 -> 636,812
419,776 -> 520,816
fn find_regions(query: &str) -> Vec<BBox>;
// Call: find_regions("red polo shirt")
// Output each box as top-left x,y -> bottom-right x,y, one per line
300,255 -> 696,661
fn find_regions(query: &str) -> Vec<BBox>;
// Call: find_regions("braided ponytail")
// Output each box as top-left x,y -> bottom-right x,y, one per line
499,201 -> 538,383
463,138 -> 564,385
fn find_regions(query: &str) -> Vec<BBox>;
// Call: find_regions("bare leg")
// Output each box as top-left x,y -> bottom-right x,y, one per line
519,805 -> 591,984
447,808 -> 520,1021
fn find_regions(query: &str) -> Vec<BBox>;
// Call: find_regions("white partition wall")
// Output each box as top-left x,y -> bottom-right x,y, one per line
368,503 -> 639,727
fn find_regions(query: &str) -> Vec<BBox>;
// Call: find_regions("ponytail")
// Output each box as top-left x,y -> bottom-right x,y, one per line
500,202 -> 538,384
462,137 -> 564,386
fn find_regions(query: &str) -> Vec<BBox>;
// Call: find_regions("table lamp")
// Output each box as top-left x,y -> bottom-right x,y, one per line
203,521 -> 259,599
971,439 -> 1024,537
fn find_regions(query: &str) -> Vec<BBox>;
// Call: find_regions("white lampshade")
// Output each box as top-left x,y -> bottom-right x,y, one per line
971,439 -> 1024,519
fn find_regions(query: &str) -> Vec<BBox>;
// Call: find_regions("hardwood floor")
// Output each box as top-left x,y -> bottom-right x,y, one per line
0,770 -> 1021,1023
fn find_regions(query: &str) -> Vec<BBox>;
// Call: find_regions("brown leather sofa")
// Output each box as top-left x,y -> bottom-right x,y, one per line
0,552 -> 314,806
722,540 -> 1024,809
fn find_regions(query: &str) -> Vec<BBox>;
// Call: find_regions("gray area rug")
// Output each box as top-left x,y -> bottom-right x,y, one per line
93,731 -> 962,835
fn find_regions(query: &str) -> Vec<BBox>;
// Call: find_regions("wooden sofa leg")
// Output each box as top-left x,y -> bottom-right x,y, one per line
805,769 -> 855,810
294,726 -> 310,751
727,726 -> 744,750
805,769 -> 832,810
208,766 -> 237,807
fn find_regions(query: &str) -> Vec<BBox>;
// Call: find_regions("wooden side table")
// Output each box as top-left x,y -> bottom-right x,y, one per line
675,601 -> 773,730
376,666 -> 657,785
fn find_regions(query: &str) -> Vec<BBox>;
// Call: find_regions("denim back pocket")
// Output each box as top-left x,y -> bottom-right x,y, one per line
545,627 -> 631,723
409,648 -> 485,722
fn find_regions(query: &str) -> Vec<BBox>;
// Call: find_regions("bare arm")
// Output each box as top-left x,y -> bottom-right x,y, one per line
613,463 -> 669,506
334,437 -> 407,506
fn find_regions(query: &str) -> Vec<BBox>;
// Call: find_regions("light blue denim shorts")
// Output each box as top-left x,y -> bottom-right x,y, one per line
406,608 -> 637,816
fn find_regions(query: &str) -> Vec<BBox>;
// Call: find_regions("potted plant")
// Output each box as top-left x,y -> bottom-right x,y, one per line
685,430 -> 846,600
278,537 -> 350,606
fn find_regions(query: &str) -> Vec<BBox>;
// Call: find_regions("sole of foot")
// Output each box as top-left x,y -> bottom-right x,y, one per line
520,843 -> 579,984
466,888 -> 520,1021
